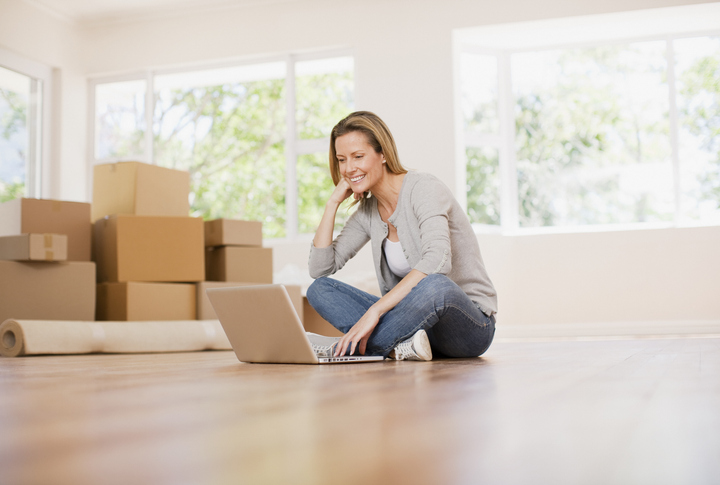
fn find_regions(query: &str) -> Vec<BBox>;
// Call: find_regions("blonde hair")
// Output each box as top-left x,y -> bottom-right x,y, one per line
329,111 -> 407,202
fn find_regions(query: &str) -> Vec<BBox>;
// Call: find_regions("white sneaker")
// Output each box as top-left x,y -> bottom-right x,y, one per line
391,329 -> 432,361
306,332 -> 341,358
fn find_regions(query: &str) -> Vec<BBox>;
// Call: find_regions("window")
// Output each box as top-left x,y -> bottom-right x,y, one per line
0,50 -> 50,202
89,52 -> 354,238
456,7 -> 720,231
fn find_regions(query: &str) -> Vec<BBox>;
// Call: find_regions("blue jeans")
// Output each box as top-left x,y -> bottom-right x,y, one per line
306,274 -> 495,358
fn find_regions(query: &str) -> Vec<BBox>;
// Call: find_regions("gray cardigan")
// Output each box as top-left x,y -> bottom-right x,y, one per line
308,171 -> 498,316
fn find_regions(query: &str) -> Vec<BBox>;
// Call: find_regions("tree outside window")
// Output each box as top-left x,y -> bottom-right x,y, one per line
1,66 -> 30,202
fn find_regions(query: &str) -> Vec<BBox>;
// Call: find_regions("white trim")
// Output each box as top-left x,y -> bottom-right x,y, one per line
285,55 -> 298,239
86,78 -> 96,200
497,51 -> 518,232
451,35 -> 467,212
480,30 -> 720,56
666,39 -> 682,224
144,70 -> 154,165
495,320 -> 720,341
27,78 -> 41,196
0,48 -> 52,80
464,132 -> 501,148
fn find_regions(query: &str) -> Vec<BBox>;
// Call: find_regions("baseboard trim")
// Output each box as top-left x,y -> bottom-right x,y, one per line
494,320 -> 720,341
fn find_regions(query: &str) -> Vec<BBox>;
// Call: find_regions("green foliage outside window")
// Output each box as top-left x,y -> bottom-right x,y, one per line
514,43 -> 674,227
678,39 -> 720,213
466,147 -> 500,225
1,81 -> 27,202
296,67 -> 355,234
153,79 -> 288,238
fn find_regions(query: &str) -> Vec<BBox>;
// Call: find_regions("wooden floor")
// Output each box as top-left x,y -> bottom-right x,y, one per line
1,336 -> 719,485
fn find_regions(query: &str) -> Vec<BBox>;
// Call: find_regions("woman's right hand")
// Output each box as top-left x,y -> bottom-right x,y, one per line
328,177 -> 356,206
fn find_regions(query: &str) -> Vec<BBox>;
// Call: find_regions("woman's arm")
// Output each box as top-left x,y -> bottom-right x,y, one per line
313,178 -> 354,248
334,268 -> 427,357
308,180 -> 369,279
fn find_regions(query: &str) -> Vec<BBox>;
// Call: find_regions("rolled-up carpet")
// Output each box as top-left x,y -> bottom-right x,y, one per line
0,319 -> 232,357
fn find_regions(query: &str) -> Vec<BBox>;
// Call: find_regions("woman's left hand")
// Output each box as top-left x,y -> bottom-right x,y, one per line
334,307 -> 382,357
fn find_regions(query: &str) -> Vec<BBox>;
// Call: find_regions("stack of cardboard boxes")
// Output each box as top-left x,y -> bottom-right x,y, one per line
92,161 -> 204,321
92,160 -> 303,323
1,160 -> 314,337
0,199 -> 96,322
200,219 -> 303,321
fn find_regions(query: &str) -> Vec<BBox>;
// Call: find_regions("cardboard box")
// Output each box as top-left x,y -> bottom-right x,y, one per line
196,282 -> 303,321
0,260 -> 96,322
205,246 -> 272,283
302,297 -> 343,337
0,234 -> 67,261
0,198 -> 91,261
96,282 -> 196,321
92,161 -> 190,221
204,219 -> 262,247
93,215 -> 204,283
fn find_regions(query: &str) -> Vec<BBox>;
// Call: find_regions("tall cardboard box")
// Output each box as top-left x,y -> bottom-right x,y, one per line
0,234 -> 67,261
0,198 -> 91,261
196,282 -> 303,321
96,282 -> 196,321
92,161 -> 190,221
302,297 -> 342,337
93,215 -> 204,283
205,246 -> 272,283
0,260 -> 96,322
204,219 -> 262,247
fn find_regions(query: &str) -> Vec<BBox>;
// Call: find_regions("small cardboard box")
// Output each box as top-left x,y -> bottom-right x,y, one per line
302,297 -> 342,337
0,234 -> 68,261
204,219 -> 263,247
0,198 -> 91,261
205,246 -> 272,283
0,260 -> 96,322
196,282 -> 303,321
93,215 -> 204,283
92,161 -> 190,221
96,282 -> 196,321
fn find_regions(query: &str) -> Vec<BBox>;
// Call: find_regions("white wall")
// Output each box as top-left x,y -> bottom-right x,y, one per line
2,0 -> 718,326
480,227 -> 720,325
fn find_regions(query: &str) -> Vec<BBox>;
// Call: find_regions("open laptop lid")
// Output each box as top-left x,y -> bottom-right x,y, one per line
207,285 -> 319,364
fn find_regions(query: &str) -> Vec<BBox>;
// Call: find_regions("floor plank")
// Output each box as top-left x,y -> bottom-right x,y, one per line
1,337 -> 718,484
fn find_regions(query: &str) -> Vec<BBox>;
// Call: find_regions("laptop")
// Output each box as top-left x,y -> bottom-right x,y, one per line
206,285 -> 384,364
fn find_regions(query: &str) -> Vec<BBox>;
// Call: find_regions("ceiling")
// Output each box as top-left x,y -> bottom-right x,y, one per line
25,0 -> 299,25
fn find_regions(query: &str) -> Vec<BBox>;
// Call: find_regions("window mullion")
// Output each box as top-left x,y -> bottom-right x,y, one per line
666,39 -> 682,225
285,57 -> 298,239
145,71 -> 154,165
27,79 -> 40,198
498,51 -> 519,232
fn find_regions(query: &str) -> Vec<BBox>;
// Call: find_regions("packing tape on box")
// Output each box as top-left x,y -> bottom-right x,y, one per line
0,319 -> 232,357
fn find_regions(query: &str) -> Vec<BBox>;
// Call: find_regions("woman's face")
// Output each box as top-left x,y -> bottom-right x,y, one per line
335,131 -> 386,194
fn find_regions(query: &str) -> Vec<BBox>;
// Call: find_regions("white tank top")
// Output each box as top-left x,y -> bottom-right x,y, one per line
383,238 -> 412,278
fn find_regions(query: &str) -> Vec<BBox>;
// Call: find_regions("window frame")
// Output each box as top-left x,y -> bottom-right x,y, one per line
455,29 -> 720,235
0,47 -> 53,199
87,48 -> 355,240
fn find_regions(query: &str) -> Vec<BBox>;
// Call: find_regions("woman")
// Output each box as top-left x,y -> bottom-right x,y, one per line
307,111 -> 497,360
